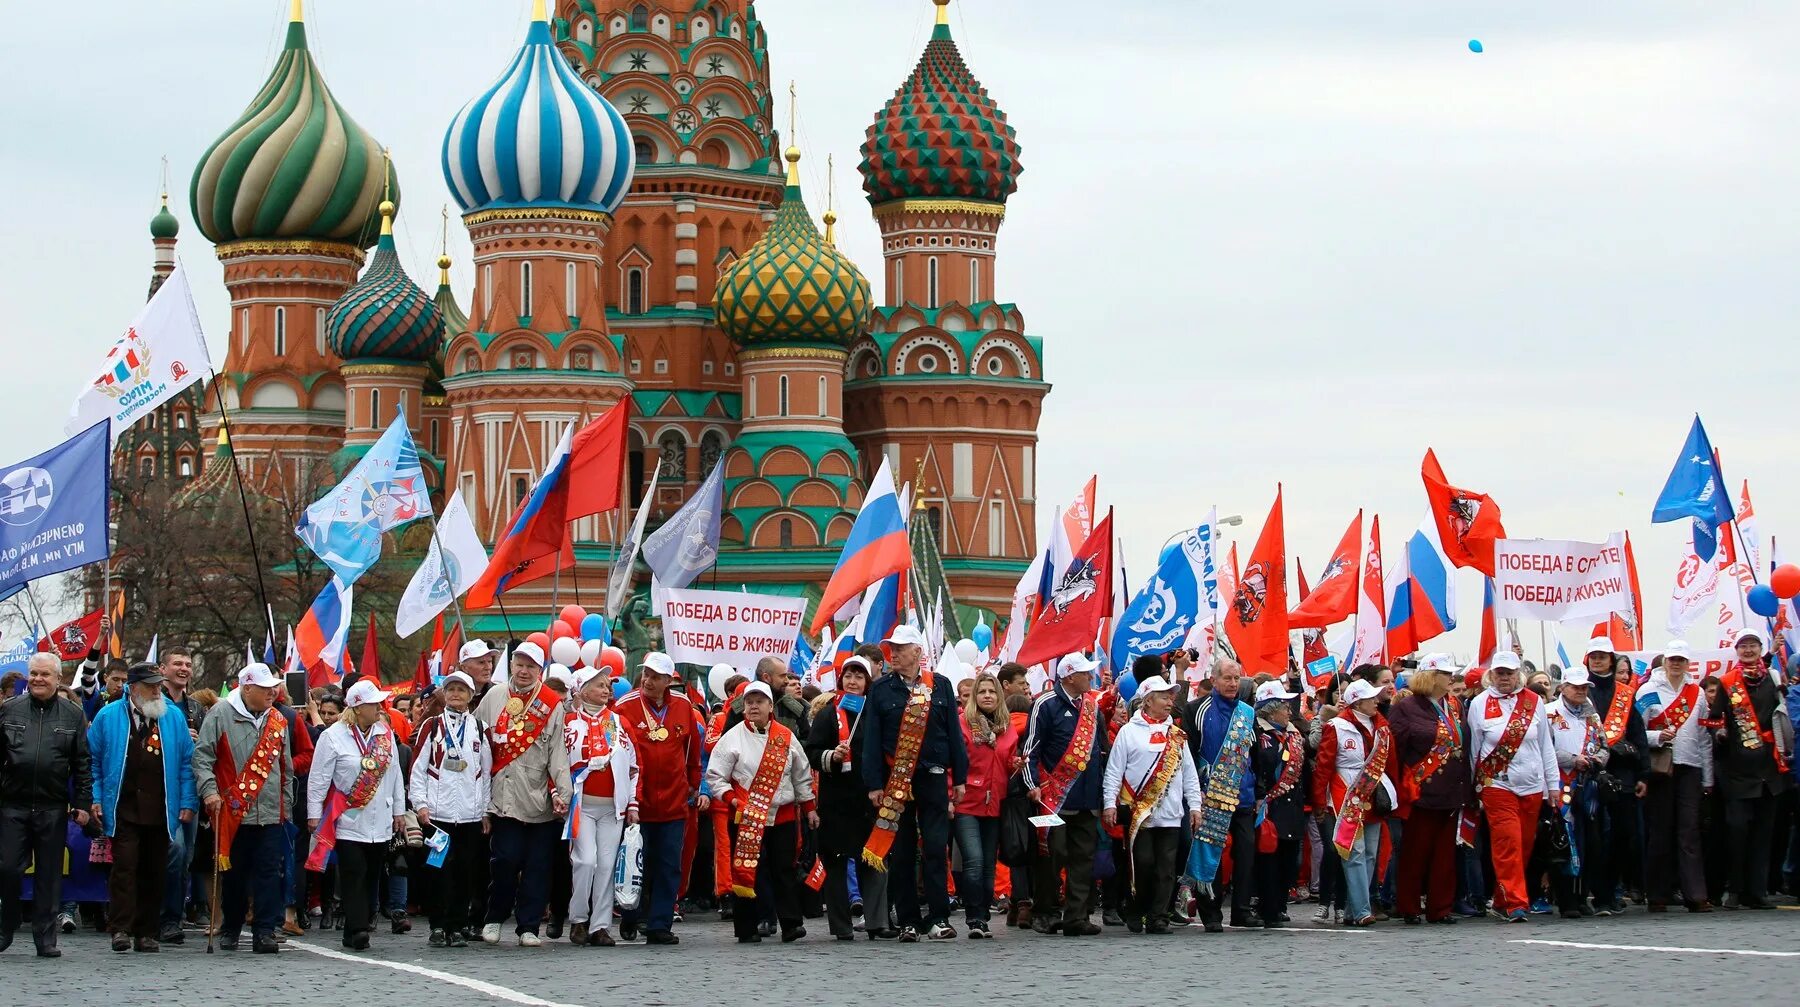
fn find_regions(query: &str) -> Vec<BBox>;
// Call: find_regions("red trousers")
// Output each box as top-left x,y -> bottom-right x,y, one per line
1480,788 -> 1542,915
1395,807 -> 1458,920
680,806 -> 699,898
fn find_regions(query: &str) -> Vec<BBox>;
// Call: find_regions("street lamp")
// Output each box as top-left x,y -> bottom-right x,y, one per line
1160,514 -> 1243,553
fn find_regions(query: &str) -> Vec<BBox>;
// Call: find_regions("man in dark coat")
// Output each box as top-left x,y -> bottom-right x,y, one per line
803,656 -> 888,939
1715,630 -> 1792,909
0,654 -> 94,958
1021,654 -> 1109,936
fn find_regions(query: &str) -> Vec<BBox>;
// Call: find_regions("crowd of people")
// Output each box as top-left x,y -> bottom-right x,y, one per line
0,621 -> 1795,959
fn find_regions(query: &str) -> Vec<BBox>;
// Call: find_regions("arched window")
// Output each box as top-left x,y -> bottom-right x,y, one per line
778,518 -> 793,548
634,136 -> 654,162
430,419 -> 440,454
566,262 -> 578,319
970,259 -> 982,302
927,257 -> 939,308
626,268 -> 645,314
658,431 -> 687,481
174,411 -> 188,430
177,457 -> 193,478
316,307 -> 326,354
273,306 -> 287,356
461,350 -> 480,374
710,5 -> 725,32
520,261 -> 534,317
777,375 -> 789,416
895,259 -> 903,303
700,430 -> 724,477
140,456 -> 155,478
514,476 -> 529,506
630,5 -> 649,31
817,375 -> 828,417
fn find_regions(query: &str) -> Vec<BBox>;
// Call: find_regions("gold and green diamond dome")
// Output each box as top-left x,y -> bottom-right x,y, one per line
714,149 -> 872,347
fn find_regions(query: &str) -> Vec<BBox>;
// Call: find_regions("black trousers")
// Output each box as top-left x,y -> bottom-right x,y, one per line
425,820 -> 487,933
221,823 -> 285,941
1645,766 -> 1706,905
1195,808 -> 1256,922
1589,790 -> 1642,907
1128,826 -> 1181,925
0,806 -> 66,949
549,837 -> 571,924
1726,793 -> 1777,903
823,850 -> 887,938
732,820 -> 801,939
889,777 -> 952,929
1256,835 -> 1301,923
1032,809 -> 1099,925
335,840 -> 385,941
485,817 -> 558,933
109,819 -> 170,938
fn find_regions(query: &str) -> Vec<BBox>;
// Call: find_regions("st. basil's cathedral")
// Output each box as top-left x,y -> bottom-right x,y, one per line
152,0 -> 1045,630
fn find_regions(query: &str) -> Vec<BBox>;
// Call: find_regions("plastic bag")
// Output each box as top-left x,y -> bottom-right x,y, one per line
614,823 -> 645,910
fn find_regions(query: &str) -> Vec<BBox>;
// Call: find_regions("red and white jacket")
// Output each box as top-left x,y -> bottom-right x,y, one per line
1312,711 -> 1398,816
562,703 -> 638,818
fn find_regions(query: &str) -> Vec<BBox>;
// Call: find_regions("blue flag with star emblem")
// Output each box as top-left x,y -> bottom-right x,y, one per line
295,409 -> 432,585
1650,416 -> 1734,562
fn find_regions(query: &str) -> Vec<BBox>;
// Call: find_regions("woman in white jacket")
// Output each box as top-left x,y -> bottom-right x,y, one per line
409,671 -> 493,948
563,666 -> 638,947
307,680 -> 407,952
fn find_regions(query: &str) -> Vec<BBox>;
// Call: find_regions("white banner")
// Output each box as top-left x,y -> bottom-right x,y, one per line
68,267 -> 212,441
660,586 -> 807,672
1492,534 -> 1630,623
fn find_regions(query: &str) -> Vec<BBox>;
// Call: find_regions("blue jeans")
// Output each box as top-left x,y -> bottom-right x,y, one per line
952,815 -> 999,925
163,817 -> 198,928
1342,825 -> 1374,922
623,818 -> 686,934
281,821 -> 300,907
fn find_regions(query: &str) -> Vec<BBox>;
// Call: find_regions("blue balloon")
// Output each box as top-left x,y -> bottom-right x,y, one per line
1468,39 -> 1483,53
581,613 -> 608,641
1748,584 -> 1780,618
612,677 -> 630,701
1116,672 -> 1138,703
971,621 -> 994,652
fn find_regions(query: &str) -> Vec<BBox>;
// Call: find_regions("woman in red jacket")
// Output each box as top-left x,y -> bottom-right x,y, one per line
953,673 -> 1019,938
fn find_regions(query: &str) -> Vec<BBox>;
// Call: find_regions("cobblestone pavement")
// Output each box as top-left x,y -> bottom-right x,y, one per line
11,901 -> 1797,1006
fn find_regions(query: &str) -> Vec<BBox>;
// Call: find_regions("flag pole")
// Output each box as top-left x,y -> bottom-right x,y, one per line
22,583 -> 51,643
207,369 -> 277,646
423,512 -> 467,638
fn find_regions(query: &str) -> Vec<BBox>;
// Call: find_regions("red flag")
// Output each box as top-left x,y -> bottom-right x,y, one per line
40,608 -> 103,661
1295,559 -> 1311,603
1018,510 -> 1114,668
565,399 -> 632,521
1591,533 -> 1645,651
1289,511 -> 1362,629
1421,449 -> 1506,576
411,615 -> 443,694
1225,488 -> 1289,676
1061,475 -> 1096,549
360,617 -> 381,685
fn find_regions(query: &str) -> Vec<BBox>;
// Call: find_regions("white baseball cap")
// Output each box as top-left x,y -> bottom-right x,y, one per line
1341,679 -> 1382,705
1254,680 -> 1299,704
840,655 -> 875,679
1662,640 -> 1693,661
459,639 -> 497,662
1490,652 -> 1522,672
546,664 -> 577,691
640,652 -> 676,678
1137,675 -> 1178,695
513,641 -> 546,668
1056,653 -> 1099,679
1585,636 -> 1616,656
441,670 -> 477,692
882,625 -> 928,649
574,665 -> 606,691
345,679 -> 392,708
1733,627 -> 1768,649
1419,653 -> 1458,674
1561,667 -> 1592,687
743,681 -> 774,702
237,663 -> 280,689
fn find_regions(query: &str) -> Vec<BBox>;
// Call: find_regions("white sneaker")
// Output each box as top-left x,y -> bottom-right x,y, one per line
518,931 -> 543,947
480,923 -> 501,944
926,923 -> 956,940
1312,906 -> 1331,923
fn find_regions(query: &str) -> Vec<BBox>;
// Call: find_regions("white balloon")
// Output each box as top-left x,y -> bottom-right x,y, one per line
707,662 -> 737,701
550,636 -> 582,669
578,639 -> 603,668
546,663 -> 577,691
954,638 -> 981,668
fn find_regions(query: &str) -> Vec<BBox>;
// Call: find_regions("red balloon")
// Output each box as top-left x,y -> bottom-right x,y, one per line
549,621 -> 578,641
559,604 -> 588,633
599,646 -> 627,678
526,632 -> 551,653
1772,563 -> 1800,600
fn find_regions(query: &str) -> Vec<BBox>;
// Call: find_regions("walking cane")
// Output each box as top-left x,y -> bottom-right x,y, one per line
206,808 -> 220,954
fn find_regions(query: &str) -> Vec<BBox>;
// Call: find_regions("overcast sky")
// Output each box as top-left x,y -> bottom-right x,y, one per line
3,1 -> 1798,658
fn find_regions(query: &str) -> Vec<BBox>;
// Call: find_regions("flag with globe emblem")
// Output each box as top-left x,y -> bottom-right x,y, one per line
296,410 -> 431,585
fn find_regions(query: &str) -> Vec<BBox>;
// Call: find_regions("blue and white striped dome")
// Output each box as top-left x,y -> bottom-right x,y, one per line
442,8 -> 635,215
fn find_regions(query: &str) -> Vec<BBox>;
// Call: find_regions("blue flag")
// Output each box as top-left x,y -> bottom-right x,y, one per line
0,421 -> 111,598
788,631 -> 815,681
641,459 -> 723,590
1651,416 -> 1734,562
295,409 -> 432,584
1109,521 -> 1213,673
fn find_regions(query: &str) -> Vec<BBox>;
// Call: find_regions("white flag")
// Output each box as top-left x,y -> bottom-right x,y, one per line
607,463 -> 661,620
396,490 -> 487,637
1667,525 -> 1722,637
68,267 -> 212,440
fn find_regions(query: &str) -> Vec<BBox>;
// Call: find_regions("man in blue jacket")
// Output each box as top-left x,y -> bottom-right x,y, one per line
1185,658 -> 1258,931
860,625 -> 968,941
1021,653 -> 1109,937
88,662 -> 197,953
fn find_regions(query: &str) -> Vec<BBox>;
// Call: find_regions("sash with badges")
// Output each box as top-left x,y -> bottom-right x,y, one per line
212,711 -> 287,870
1121,722 -> 1185,893
306,727 -> 393,871
1331,719 -> 1392,858
1037,693 -> 1100,816
1722,666 -> 1790,773
863,673 -> 935,868
729,722 -> 795,897
490,685 -> 559,776
1403,698 -> 1463,804
1188,699 -> 1255,894
1643,682 -> 1699,733
1599,674 -> 1635,747
1476,689 -> 1538,788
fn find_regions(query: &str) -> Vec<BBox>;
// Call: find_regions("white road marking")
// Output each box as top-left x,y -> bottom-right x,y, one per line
287,940 -> 585,1006
1511,938 -> 1800,958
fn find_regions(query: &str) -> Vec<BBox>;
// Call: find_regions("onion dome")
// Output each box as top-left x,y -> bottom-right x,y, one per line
859,0 -> 1022,208
714,148 -> 872,346
325,202 -> 445,362
442,0 -> 635,215
150,196 -> 179,239
190,1 -> 396,247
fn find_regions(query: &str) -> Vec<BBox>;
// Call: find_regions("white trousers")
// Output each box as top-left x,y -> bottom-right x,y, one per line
569,800 -> 625,926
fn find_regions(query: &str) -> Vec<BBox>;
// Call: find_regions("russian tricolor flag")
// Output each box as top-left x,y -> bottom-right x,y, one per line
813,458 -> 911,634
297,577 -> 354,687
1386,519 -> 1456,659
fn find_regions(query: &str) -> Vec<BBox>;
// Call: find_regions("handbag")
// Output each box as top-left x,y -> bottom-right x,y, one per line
998,796 -> 1035,868
1593,770 -> 1627,803
1648,746 -> 1674,777
1535,803 -> 1570,866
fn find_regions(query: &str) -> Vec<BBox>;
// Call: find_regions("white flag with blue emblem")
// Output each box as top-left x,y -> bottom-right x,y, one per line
295,409 -> 431,585
395,490 -> 486,638
642,459 -> 723,592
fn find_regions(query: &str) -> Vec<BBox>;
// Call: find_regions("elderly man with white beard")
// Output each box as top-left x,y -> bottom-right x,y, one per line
87,661 -> 198,953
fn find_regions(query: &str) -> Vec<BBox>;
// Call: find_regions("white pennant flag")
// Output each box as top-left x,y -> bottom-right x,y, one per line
396,490 -> 487,637
1667,524 -> 1722,637
68,267 -> 213,441
607,463 -> 661,620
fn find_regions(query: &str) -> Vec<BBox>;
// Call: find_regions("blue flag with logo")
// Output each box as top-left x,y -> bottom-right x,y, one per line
641,460 -> 723,591
1109,520 -> 1215,673
295,410 -> 432,585
1650,416 -> 1734,562
788,631 -> 815,681
0,421 -> 111,598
